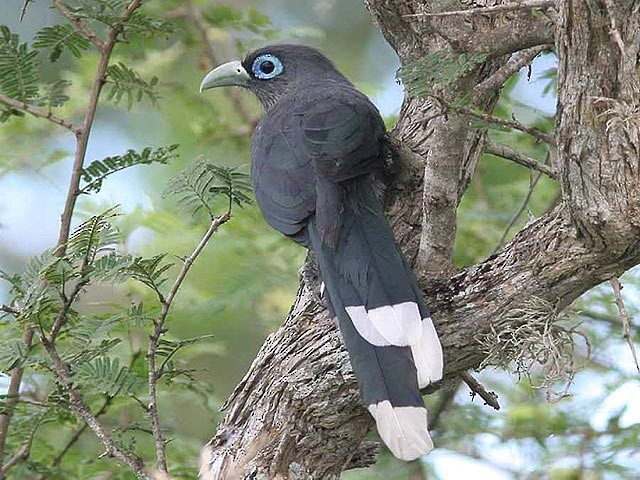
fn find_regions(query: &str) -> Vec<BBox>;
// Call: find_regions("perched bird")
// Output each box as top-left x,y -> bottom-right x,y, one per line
200,44 -> 443,461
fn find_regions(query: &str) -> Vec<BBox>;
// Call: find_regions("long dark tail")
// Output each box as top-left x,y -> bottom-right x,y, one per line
308,180 -> 443,461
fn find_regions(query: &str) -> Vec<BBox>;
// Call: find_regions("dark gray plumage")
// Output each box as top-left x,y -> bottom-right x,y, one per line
200,44 -> 443,461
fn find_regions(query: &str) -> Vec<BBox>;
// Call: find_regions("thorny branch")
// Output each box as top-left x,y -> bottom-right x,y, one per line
0,304 -> 19,316
473,45 -> 551,103
485,140 -> 557,179
609,278 -> 639,372
0,329 -> 33,480
147,211 -> 232,475
0,2 -> 156,479
452,102 -> 556,145
53,0 -> 106,50
459,372 -> 501,410
0,93 -> 81,134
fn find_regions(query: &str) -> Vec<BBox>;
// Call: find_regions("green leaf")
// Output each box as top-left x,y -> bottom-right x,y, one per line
34,80 -> 72,108
33,24 -> 91,62
67,207 -> 121,269
164,158 -> 252,218
0,25 -> 39,102
398,50 -> 489,98
122,255 -> 174,297
74,357 -> 140,396
79,144 -> 178,193
105,62 -> 160,109
126,11 -> 174,38
202,5 -> 245,28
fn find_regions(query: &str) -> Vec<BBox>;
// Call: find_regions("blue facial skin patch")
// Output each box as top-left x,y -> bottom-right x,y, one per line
252,54 -> 284,80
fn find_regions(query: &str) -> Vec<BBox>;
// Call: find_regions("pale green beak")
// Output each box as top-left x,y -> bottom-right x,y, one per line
199,60 -> 250,92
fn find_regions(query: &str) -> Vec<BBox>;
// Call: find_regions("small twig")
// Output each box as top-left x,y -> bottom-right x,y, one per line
19,0 -> 33,21
485,140 -> 557,179
0,93 -> 81,135
454,102 -> 556,145
459,371 -> 500,410
56,0 -> 141,255
40,339 -> 152,478
0,442 -> 30,474
147,211 -> 232,475
602,0 -> 626,55
492,169 -> 543,254
474,45 -> 551,103
404,0 -> 555,18
53,0 -> 105,50
609,278 -> 640,372
0,329 -> 33,480
185,0 -> 258,129
0,304 -> 20,316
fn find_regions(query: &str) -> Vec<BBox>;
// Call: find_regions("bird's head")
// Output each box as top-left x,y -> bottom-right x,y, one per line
199,44 -> 349,110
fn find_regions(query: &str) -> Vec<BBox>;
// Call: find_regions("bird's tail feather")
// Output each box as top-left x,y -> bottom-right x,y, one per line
308,181 -> 443,460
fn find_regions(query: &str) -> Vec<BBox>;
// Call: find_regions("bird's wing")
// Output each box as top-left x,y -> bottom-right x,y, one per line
250,106 -> 317,242
300,91 -> 386,183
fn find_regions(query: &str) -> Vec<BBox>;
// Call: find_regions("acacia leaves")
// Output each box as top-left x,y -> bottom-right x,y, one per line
398,50 -> 489,99
164,159 -> 253,219
33,24 -> 91,62
106,62 -> 160,109
79,145 -> 179,194
0,25 -> 39,102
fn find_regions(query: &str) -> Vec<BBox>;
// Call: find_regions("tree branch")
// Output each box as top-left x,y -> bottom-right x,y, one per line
492,170 -> 544,254
53,0 -> 105,50
56,0 -> 141,255
40,339 -> 153,479
404,0 -> 555,18
485,140 -> 557,179
453,103 -> 555,145
459,372 -> 500,410
609,278 -> 639,371
0,304 -> 19,316
7,2 -> 153,478
473,45 -> 551,103
0,328 -> 32,480
148,211 -> 231,475
0,93 -> 81,134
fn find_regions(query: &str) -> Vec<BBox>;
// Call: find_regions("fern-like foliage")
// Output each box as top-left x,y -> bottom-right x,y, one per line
398,50 -> 489,99
203,5 -> 271,33
164,159 -> 252,219
74,357 -> 140,396
33,24 -> 91,62
125,11 -> 174,38
122,255 -> 174,299
0,25 -> 39,101
155,334 -> 216,375
68,1 -> 173,38
67,207 -> 121,270
105,62 -> 159,109
34,80 -> 72,109
79,144 -> 178,193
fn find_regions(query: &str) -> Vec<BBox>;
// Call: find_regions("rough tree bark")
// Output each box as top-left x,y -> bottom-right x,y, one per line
200,1 -> 640,478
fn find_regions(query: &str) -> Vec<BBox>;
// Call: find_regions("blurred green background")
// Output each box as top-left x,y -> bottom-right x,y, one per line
1,1 -> 639,479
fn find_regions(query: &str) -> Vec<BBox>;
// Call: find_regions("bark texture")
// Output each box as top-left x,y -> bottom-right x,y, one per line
200,1 -> 640,478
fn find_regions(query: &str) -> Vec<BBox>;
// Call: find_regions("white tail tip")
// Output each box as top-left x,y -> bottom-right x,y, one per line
368,401 -> 434,461
346,301 -> 422,346
411,317 -> 444,388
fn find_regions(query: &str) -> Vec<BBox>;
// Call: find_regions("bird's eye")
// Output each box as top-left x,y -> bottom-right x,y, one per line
251,54 -> 283,80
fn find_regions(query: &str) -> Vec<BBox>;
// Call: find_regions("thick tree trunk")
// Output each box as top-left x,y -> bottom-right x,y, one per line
200,1 -> 640,478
